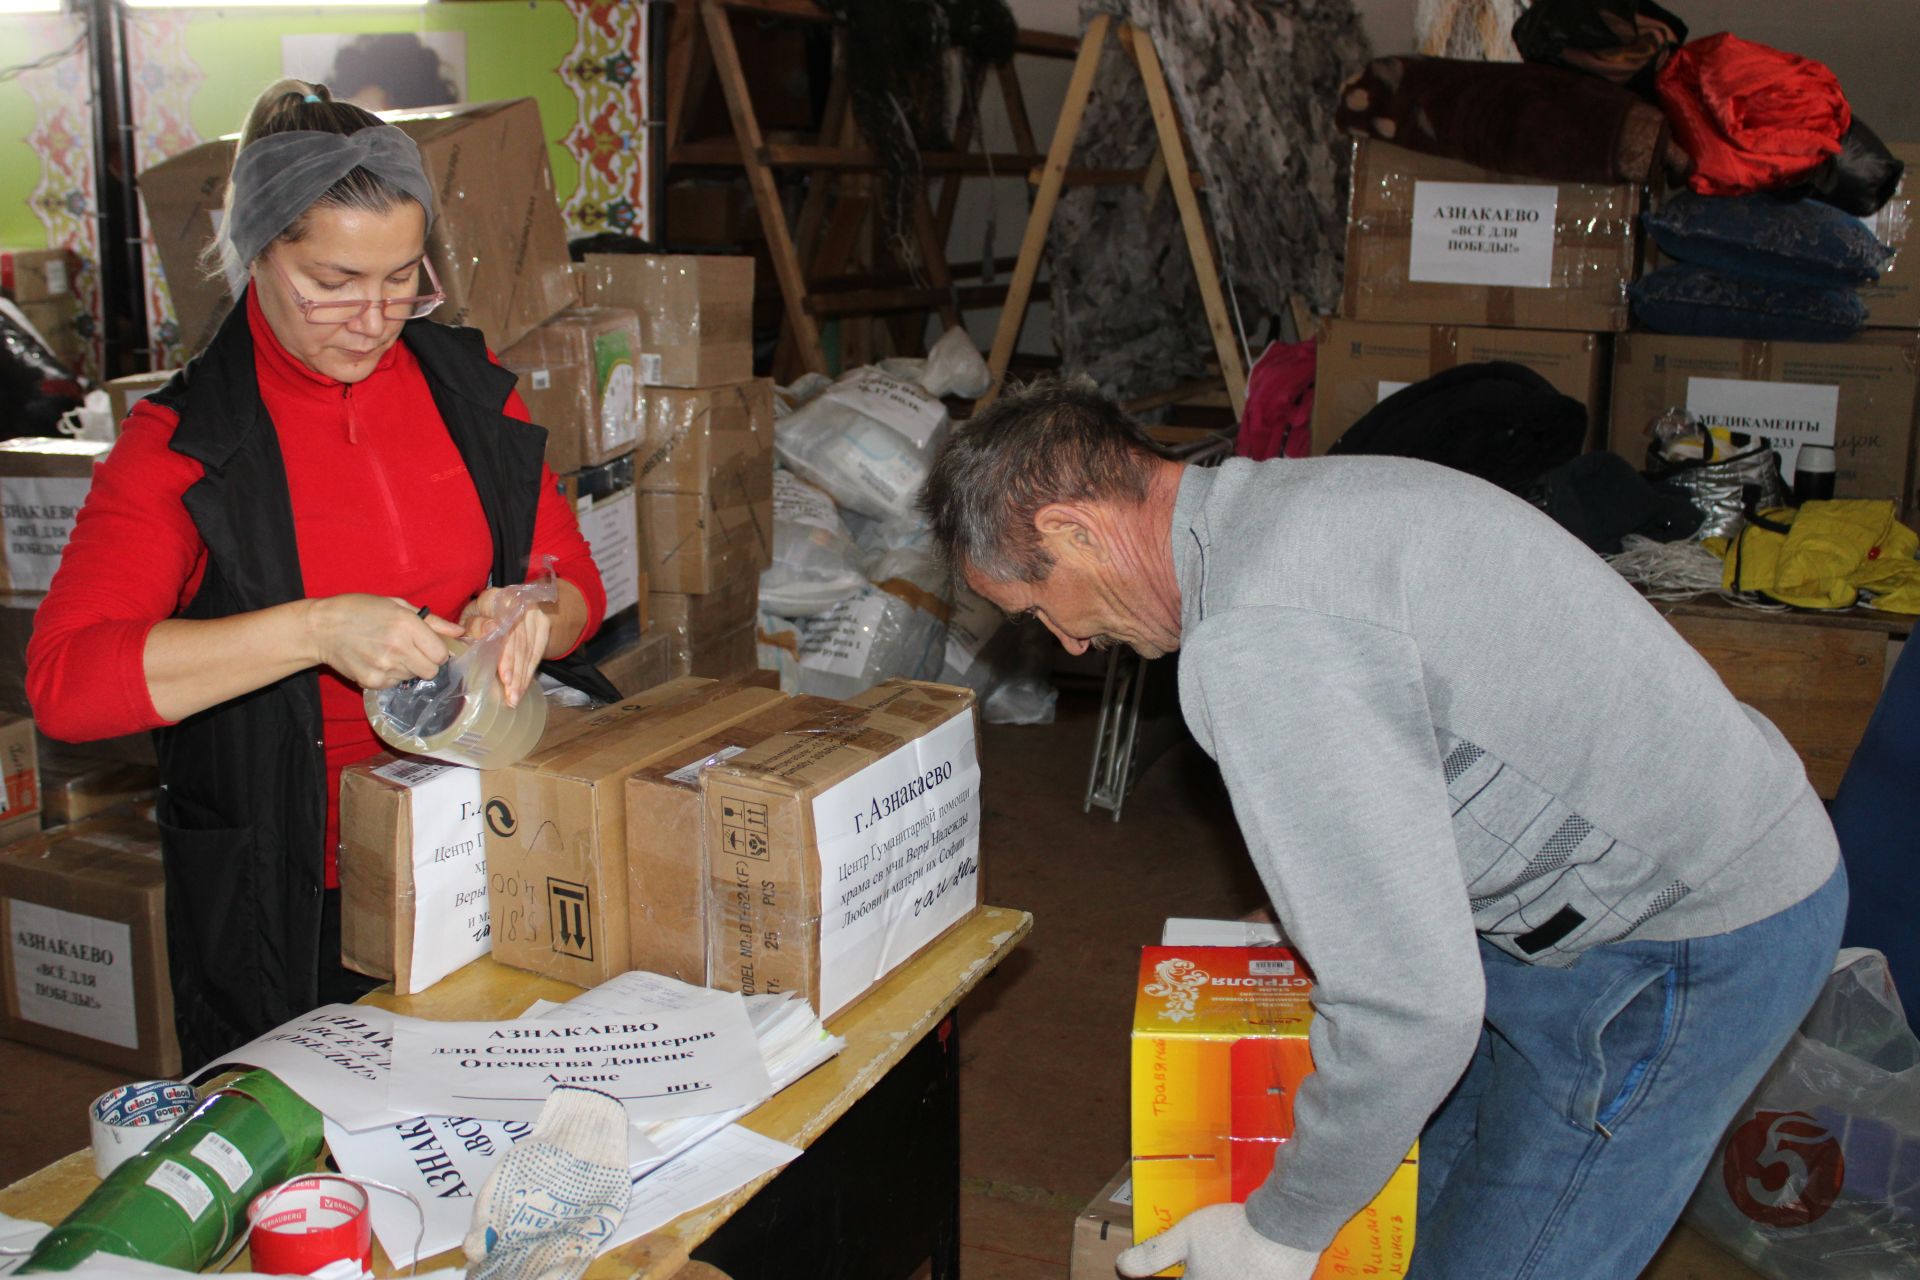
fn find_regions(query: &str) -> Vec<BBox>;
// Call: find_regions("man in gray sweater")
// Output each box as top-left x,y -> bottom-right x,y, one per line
923,381 -> 1845,1280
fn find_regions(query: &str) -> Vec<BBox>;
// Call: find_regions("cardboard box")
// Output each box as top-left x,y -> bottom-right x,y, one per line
686,622 -> 757,681
0,717 -> 40,837
37,746 -> 156,828
650,568 -> 759,652
577,254 -> 754,388
103,372 -> 175,431
641,493 -> 771,596
501,308 -> 644,473
636,379 -> 775,497
578,488 -> 646,626
624,694 -> 847,983
1608,333 -> 1920,506
17,296 -> 82,370
1639,1222 -> 1768,1280
1343,139 -> 1639,332
1131,945 -> 1417,1277
484,675 -> 788,986
1070,1164 -> 1135,1280
1311,318 -> 1610,452
0,815 -> 178,1077
1859,143 -> 1920,330
1,248 -> 74,303
702,678 -> 982,1018
592,627 -> 675,698
0,438 -> 111,594
138,98 -> 574,355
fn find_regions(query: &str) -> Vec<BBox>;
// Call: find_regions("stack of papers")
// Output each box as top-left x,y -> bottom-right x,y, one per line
204,972 -> 844,1267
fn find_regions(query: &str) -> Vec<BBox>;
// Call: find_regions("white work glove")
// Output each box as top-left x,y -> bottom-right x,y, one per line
1116,1202 -> 1322,1280
464,1086 -> 631,1280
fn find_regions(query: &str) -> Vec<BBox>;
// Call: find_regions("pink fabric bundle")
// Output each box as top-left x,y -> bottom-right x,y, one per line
1656,33 -> 1851,196
1236,339 -> 1315,462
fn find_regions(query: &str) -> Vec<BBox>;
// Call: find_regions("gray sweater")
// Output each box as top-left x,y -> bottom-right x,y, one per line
1170,458 -> 1837,1251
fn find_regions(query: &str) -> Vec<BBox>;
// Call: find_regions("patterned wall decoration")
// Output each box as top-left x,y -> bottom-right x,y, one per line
125,9 -> 207,372
15,16 -> 102,383
557,0 -> 651,242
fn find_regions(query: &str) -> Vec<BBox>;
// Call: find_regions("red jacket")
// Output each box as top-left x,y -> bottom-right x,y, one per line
28,291 -> 606,884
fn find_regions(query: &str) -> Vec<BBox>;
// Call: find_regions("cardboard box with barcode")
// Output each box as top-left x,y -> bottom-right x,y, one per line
702,678 -> 982,1019
1132,945 -> 1418,1277
500,307 -> 643,474
1608,332 -> 1920,509
484,674 -> 786,986
0,815 -> 178,1077
1311,318 -> 1610,453
624,693 -> 849,983
560,453 -> 647,628
636,379 -> 774,596
1856,142 -> 1919,330
1343,139 -> 1639,333
0,438 -> 111,594
138,98 -> 573,356
576,254 -> 753,388
1070,1164 -> 1135,1280
1,248 -> 74,303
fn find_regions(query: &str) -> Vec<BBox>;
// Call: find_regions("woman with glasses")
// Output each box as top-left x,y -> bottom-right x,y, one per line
26,80 -> 612,1066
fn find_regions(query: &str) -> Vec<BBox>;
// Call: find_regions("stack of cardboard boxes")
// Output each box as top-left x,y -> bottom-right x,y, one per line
1,247 -> 84,373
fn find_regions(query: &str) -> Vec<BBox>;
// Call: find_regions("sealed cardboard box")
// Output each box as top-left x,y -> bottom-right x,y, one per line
138,98 -> 573,355
641,492 -> 771,595
0,815 -> 178,1077
501,307 -> 644,473
1311,318 -> 1609,452
1858,143 -> 1920,330
103,372 -> 175,431
703,679 -> 982,1019
18,296 -> 83,370
577,254 -> 754,388
686,622 -> 757,681
650,568 -> 759,653
624,694 -> 846,983
593,627 -> 674,698
1343,139 -> 1639,332
0,716 -> 40,843
1,248 -> 73,303
636,379 -> 775,497
1070,1165 -> 1135,1280
484,675 -> 787,986
1132,945 -> 1417,1277
1609,333 -> 1920,505
0,438 -> 111,594
37,743 -> 154,828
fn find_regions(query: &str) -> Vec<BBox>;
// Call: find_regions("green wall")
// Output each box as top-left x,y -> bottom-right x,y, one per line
0,12 -> 90,250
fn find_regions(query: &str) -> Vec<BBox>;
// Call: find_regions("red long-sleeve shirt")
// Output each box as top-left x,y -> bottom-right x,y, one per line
27,290 -> 607,885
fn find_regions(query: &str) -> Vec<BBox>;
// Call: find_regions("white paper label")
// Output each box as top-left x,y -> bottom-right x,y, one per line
600,364 -> 638,454
943,588 -> 1002,677
1409,181 -> 1559,288
146,1160 -> 214,1220
797,591 -> 890,679
812,710 -> 981,1018
190,1132 -> 253,1194
665,744 -> 747,787
43,259 -> 68,297
1376,380 -> 1411,403
579,488 -> 639,617
8,898 -> 138,1048
372,757 -> 457,788
1686,377 -> 1839,481
1112,1178 -> 1133,1207
774,470 -> 842,534
821,369 -> 947,449
397,765 -> 489,992
530,369 -> 552,392
0,475 -> 92,593
640,353 -> 664,386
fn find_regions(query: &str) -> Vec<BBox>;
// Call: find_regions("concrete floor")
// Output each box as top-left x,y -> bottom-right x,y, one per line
0,687 -> 1752,1276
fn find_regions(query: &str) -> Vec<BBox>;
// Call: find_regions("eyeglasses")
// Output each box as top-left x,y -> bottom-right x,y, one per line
264,251 -> 445,324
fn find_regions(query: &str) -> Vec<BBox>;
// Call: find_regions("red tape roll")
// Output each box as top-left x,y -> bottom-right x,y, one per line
246,1175 -> 373,1276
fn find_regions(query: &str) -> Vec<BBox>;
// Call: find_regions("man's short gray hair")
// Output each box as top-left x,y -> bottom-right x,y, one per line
920,377 -> 1164,583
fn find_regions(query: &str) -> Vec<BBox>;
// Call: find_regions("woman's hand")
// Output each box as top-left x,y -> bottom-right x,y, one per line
460,588 -> 552,707
307,594 -> 463,690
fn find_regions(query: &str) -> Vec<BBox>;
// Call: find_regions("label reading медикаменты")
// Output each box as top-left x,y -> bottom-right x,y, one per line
1685,377 -> 1839,483
190,1131 -> 253,1194
813,710 -> 982,1018
1408,181 -> 1558,289
146,1160 -> 215,1219
8,898 -> 138,1048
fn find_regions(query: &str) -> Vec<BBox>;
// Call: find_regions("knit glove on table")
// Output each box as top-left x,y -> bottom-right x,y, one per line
1116,1202 -> 1321,1280
463,1086 -> 631,1280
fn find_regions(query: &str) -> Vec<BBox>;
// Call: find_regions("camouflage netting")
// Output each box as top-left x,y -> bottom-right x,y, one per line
1047,0 -> 1370,404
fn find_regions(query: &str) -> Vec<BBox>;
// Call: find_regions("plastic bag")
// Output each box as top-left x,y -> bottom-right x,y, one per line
760,470 -> 868,617
981,626 -> 1059,726
788,546 -> 951,699
364,573 -> 557,768
1645,408 -> 1791,541
755,611 -> 801,693
1684,948 -> 1920,1278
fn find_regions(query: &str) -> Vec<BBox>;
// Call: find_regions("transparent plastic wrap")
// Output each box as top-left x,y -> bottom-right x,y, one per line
981,626 -> 1059,727
1341,138 -> 1640,332
635,379 -> 775,497
364,575 -> 556,768
762,470 -> 868,617
1685,949 -> 1920,1278
639,488 -> 772,595
576,254 -> 753,388
498,307 -> 642,473
789,548 -> 951,700
755,611 -> 801,692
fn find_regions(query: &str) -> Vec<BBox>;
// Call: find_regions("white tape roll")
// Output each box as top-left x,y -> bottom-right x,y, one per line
88,1080 -> 197,1178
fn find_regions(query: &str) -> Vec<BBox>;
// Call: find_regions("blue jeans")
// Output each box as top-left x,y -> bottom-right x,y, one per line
1407,860 -> 1847,1280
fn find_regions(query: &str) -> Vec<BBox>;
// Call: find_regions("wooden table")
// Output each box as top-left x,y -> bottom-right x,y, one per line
0,906 -> 1032,1280
1656,595 -> 1911,797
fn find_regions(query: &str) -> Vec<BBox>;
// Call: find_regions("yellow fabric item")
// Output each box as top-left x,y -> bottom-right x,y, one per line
1716,501 -> 1920,613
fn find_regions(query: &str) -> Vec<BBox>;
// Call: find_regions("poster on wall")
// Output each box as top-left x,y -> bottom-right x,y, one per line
281,32 -> 468,111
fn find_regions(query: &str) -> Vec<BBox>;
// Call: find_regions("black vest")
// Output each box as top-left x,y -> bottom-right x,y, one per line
146,293 -> 614,1067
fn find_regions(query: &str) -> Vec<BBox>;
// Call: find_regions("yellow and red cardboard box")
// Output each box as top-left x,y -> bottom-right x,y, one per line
1131,945 -> 1417,1277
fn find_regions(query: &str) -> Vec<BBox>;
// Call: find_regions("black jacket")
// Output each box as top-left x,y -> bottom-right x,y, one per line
147,293 -> 613,1068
